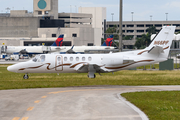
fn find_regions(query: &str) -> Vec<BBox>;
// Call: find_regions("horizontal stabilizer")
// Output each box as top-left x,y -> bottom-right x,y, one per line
148,46 -> 164,54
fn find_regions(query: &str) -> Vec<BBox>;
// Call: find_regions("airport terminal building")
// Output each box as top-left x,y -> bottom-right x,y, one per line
0,0 -> 180,49
107,21 -> 180,48
0,0 -> 104,46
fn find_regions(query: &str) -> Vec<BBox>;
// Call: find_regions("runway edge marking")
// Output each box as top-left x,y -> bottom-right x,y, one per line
117,93 -> 149,120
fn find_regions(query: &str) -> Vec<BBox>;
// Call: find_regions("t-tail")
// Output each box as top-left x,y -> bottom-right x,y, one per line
101,35 -> 114,46
138,26 -> 176,60
51,34 -> 64,46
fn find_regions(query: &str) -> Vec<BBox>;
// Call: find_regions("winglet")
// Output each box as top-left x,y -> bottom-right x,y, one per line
102,35 -> 114,46
51,34 -> 64,46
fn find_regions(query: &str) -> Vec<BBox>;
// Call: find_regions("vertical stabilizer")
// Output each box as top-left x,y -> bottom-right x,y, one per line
102,35 -> 114,46
147,26 -> 175,58
51,34 -> 64,46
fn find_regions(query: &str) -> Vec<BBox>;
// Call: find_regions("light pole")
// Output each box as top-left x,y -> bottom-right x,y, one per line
131,12 -> 134,21
166,13 -> 168,21
119,0 -> 123,52
5,7 -> 10,13
111,13 -> 114,21
75,6 -> 77,13
150,15 -> 152,21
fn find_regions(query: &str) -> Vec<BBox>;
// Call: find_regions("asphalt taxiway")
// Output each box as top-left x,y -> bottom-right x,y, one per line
1,86 -> 180,120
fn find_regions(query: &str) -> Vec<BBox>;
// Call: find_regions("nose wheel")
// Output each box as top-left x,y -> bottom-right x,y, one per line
23,74 -> 29,79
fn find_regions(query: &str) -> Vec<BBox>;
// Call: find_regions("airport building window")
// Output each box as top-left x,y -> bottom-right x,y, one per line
137,30 -> 144,33
175,29 -> 180,33
146,24 -> 153,27
64,57 -> 67,61
127,30 -> 134,33
127,25 -> 134,27
137,35 -> 142,38
137,24 -> 144,27
109,25 -> 114,27
173,24 -> 180,27
155,24 -> 162,27
52,34 -> 56,37
72,34 -> 77,37
82,57 -> 85,61
38,11 -> 42,15
76,57 -> 79,61
156,30 -> 160,32
45,11 -> 49,14
88,43 -> 93,46
70,57 -> 73,61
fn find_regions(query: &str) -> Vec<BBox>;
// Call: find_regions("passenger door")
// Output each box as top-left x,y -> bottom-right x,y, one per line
55,55 -> 63,71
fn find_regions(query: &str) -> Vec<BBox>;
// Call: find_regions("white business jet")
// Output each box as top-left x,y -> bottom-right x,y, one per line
7,26 -> 175,79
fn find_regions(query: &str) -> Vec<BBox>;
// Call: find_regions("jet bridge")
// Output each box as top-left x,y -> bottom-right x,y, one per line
0,45 -> 7,54
42,46 -> 51,53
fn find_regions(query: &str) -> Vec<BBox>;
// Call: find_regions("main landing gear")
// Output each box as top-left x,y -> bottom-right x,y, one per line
23,74 -> 29,79
88,65 -> 96,78
87,74 -> 96,78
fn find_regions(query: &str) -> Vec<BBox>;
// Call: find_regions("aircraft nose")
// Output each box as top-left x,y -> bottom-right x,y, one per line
7,65 -> 16,72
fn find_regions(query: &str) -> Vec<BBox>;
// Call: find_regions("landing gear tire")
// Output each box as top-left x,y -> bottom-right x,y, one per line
23,74 -> 29,79
87,74 -> 96,78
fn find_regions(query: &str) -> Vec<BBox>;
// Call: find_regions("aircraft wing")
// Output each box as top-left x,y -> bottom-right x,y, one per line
72,63 -> 107,73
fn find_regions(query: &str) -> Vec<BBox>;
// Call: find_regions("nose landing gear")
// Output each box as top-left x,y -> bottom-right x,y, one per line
23,74 -> 29,79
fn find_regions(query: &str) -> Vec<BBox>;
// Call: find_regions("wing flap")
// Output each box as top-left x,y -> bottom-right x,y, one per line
73,63 -> 108,73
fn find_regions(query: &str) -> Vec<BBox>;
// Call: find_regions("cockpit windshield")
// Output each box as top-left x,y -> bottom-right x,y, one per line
32,55 -> 46,62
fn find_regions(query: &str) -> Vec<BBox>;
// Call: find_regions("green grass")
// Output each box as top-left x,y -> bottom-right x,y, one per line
1,65 -> 180,90
121,91 -> 180,120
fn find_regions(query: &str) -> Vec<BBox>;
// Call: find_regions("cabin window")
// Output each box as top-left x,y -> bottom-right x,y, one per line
88,57 -> 92,61
70,57 -> 73,61
64,57 -> 67,61
32,57 -> 38,62
32,55 -> 44,62
82,57 -> 85,61
76,57 -> 79,61
40,55 -> 45,62
57,57 -> 61,61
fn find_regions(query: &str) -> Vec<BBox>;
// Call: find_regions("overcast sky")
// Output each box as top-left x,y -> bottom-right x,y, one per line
1,0 -> 180,21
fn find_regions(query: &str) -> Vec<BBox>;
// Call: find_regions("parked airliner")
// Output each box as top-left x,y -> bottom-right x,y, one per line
7,26 -> 176,79
6,35 -> 64,55
50,35 -> 116,54
6,35 -> 115,55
